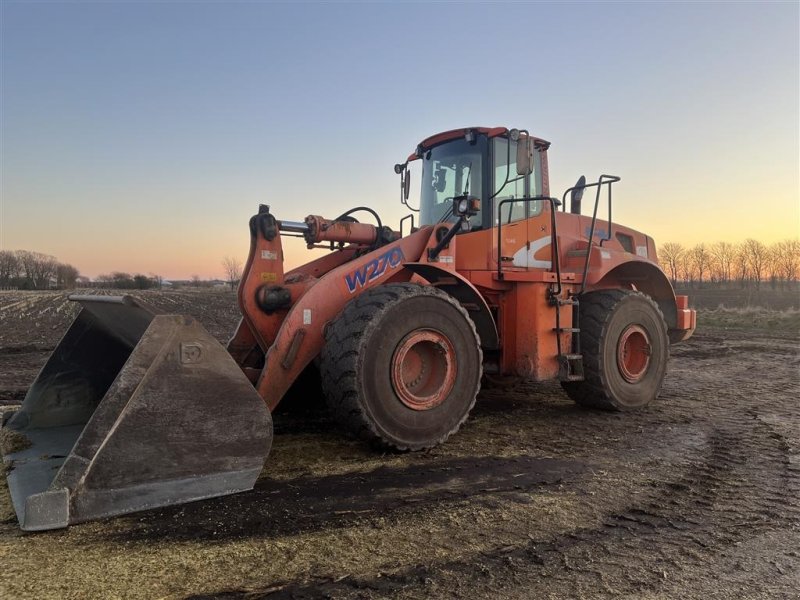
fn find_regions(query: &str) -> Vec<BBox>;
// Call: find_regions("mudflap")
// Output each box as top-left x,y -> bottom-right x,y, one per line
1,295 -> 272,531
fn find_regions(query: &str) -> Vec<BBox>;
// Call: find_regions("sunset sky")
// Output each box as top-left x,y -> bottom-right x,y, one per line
2,2 -> 798,280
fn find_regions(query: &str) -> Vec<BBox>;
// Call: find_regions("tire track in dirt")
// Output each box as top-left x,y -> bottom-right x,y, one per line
100,455 -> 587,544
189,416 -> 798,599
186,329 -> 800,599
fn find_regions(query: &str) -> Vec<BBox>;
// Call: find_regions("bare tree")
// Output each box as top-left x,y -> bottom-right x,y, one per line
732,242 -> 749,288
679,249 -> 695,288
656,239 -> 798,291
17,250 -> 58,289
710,241 -> 735,286
0,250 -> 20,287
766,244 -> 781,289
772,239 -> 800,289
659,242 -> 684,285
743,239 -> 768,290
133,274 -> 153,289
689,243 -> 710,288
56,263 -> 80,289
111,272 -> 135,288
222,256 -> 242,291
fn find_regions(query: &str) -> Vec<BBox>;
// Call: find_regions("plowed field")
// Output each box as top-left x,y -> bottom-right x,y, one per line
1,290 -> 798,599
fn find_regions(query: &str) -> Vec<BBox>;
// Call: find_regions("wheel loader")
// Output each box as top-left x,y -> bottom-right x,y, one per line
1,126 -> 696,530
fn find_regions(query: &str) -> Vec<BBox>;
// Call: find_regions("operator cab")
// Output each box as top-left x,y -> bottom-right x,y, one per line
399,127 -> 549,233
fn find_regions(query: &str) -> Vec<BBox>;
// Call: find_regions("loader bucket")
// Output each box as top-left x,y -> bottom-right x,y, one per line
1,295 -> 272,531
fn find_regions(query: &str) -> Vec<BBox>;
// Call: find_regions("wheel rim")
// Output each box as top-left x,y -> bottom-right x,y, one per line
391,329 -> 457,411
617,324 -> 652,383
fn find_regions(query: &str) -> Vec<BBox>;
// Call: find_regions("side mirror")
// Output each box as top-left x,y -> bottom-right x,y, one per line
403,168 -> 411,200
516,137 -> 533,176
570,175 -> 586,214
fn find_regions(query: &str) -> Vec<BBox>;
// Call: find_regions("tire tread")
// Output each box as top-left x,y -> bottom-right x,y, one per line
320,283 -> 482,451
562,290 -> 668,410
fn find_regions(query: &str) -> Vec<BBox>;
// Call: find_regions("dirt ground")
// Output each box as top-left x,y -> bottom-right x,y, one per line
0,289 -> 798,599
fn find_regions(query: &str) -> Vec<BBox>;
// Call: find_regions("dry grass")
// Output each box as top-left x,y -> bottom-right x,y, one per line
0,426 -> 31,456
699,306 -> 800,332
0,419 -> 25,524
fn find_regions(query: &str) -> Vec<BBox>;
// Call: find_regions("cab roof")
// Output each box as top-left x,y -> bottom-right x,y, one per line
408,127 -> 551,162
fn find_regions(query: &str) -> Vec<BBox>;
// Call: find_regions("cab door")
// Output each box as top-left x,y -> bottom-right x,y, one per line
492,138 -> 551,271
521,149 -> 552,271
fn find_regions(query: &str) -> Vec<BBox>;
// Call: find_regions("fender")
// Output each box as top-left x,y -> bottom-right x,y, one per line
256,226 -> 434,410
587,258 -> 680,332
402,262 -> 499,350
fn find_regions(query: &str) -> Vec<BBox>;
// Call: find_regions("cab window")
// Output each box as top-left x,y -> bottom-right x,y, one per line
492,137 -> 543,224
420,137 -> 484,229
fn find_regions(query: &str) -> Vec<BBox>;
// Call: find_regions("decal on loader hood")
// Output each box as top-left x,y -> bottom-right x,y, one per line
512,236 -> 552,269
345,247 -> 406,293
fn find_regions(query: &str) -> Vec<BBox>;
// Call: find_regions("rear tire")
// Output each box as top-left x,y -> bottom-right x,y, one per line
562,290 -> 668,410
320,283 -> 482,451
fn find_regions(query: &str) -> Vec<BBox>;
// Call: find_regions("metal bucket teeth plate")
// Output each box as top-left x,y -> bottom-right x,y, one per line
1,295 -> 272,531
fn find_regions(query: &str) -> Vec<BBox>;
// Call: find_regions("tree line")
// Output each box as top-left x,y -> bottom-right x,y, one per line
4,242 -> 796,292
0,250 -> 164,290
0,250 -> 80,289
94,272 -> 163,289
659,239 -> 800,290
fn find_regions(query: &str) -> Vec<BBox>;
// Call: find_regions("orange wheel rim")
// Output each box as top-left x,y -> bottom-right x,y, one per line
391,330 -> 456,410
617,325 -> 651,383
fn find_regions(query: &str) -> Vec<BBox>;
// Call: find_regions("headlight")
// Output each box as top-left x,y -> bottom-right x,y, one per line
453,196 -> 481,217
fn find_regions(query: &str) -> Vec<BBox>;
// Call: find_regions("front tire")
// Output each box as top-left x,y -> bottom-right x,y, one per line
562,290 -> 669,410
320,283 -> 482,451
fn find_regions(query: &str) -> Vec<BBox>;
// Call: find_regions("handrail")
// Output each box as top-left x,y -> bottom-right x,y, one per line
580,175 -> 619,293
400,213 -> 415,238
562,174 -> 620,222
561,175 -> 620,294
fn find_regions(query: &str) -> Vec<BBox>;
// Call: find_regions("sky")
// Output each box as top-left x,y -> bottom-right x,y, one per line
1,1 -> 798,280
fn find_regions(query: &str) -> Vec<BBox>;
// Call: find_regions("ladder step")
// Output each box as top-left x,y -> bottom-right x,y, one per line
562,373 -> 585,382
554,327 -> 580,333
547,294 -> 578,307
556,298 -> 579,306
558,353 -> 585,382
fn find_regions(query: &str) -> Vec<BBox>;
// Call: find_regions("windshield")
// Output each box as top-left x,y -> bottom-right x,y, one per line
420,137 -> 485,229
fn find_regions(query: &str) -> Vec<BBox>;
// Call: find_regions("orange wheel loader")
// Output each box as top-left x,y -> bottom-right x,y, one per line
1,126 -> 696,530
